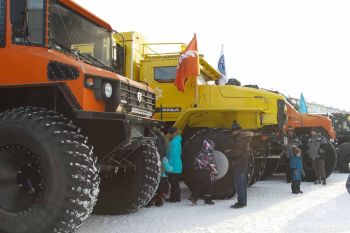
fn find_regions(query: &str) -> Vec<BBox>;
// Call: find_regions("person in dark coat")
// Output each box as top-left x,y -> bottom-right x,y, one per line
308,127 -> 328,185
166,127 -> 182,202
346,175 -> 350,194
230,122 -> 254,209
190,139 -> 218,205
290,146 -> 303,194
284,128 -> 302,183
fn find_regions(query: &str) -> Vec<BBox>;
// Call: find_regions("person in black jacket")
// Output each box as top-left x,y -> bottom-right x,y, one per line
230,122 -> 254,209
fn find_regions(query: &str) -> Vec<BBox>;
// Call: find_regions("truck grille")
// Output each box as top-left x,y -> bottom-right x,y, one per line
120,82 -> 156,115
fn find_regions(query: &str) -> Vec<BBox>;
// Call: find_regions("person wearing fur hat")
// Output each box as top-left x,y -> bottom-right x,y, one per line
284,128 -> 302,183
308,127 -> 328,185
230,121 -> 254,209
290,146 -> 303,194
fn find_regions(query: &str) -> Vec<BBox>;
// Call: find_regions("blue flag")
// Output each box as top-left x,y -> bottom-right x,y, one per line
218,45 -> 226,76
217,45 -> 227,85
299,93 -> 308,113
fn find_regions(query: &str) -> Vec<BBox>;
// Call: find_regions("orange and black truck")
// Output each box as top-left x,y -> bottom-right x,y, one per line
0,1 -> 162,233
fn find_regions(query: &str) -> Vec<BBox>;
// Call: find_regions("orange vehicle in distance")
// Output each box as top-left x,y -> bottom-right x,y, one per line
284,98 -> 337,181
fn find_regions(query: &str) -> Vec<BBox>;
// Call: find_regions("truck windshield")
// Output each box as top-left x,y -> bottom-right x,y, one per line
49,3 -> 112,68
335,118 -> 350,132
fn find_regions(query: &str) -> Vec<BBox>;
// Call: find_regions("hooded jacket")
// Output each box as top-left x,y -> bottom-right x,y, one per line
285,135 -> 302,159
194,139 -> 218,175
166,134 -> 182,174
290,155 -> 303,181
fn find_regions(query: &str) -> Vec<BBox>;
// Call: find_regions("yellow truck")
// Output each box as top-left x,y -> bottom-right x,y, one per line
113,32 -> 286,198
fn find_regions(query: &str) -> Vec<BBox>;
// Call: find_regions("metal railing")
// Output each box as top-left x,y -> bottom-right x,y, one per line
142,42 -> 186,57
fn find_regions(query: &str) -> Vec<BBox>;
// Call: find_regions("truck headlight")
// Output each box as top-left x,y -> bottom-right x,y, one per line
103,82 -> 113,99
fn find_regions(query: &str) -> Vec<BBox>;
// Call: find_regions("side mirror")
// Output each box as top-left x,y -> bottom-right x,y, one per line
10,0 -> 28,38
112,44 -> 125,75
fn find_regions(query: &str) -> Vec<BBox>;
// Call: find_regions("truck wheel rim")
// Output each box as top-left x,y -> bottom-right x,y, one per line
213,150 -> 229,181
0,145 -> 44,214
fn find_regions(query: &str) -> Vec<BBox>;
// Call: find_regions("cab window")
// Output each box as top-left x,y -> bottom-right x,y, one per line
154,66 -> 177,83
11,0 -> 44,45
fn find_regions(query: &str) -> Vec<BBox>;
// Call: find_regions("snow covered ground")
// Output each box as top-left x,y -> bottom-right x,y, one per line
78,173 -> 350,233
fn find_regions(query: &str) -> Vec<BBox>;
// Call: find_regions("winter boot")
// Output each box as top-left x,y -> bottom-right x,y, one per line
145,201 -> 154,207
291,181 -> 299,194
322,178 -> 326,186
314,178 -> 321,185
296,181 -> 302,193
204,196 -> 215,205
231,203 -> 247,209
205,200 -> 215,205
190,197 -> 197,206
154,198 -> 163,207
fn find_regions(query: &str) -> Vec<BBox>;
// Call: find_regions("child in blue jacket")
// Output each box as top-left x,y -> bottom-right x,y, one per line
290,146 -> 303,194
146,157 -> 173,207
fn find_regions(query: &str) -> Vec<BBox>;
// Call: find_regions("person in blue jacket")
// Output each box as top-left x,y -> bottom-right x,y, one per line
146,157 -> 173,207
290,146 -> 303,194
166,127 -> 182,202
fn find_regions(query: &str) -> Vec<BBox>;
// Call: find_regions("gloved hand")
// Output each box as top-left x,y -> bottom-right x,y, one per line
231,160 -> 236,167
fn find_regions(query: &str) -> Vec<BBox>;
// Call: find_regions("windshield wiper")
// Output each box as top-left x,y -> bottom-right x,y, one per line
49,39 -> 80,59
49,39 -> 114,72
79,53 -> 114,72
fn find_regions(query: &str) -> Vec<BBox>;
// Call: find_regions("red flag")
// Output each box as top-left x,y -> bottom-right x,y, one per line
174,34 -> 200,92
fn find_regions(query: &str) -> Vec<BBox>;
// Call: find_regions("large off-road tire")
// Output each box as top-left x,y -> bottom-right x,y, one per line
260,159 -> 279,180
94,140 -> 161,215
249,157 -> 266,186
153,129 -> 167,159
183,128 -> 255,199
301,140 -> 337,181
246,151 -> 256,187
0,107 -> 99,233
337,143 -> 350,173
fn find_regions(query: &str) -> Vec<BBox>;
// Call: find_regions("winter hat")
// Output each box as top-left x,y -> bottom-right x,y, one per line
292,146 -> 301,155
231,121 -> 242,132
167,127 -> 178,135
203,139 -> 215,150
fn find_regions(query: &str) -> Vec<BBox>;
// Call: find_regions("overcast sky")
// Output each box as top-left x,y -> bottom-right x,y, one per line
75,0 -> 350,111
